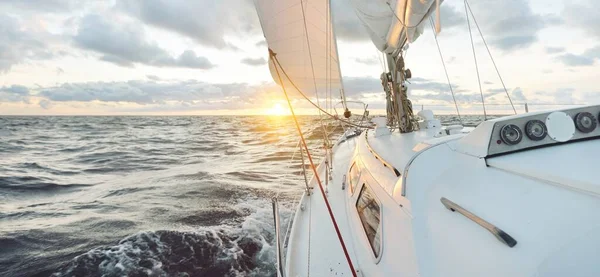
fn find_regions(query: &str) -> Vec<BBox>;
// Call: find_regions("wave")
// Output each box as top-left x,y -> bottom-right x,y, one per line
51,228 -> 276,277
0,176 -> 89,191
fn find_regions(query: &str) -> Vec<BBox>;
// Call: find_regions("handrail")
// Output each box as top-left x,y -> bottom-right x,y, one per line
272,197 -> 285,277
440,197 -> 517,248
364,130 -> 401,177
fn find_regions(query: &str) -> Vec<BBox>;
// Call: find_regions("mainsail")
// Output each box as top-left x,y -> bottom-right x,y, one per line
254,0 -> 343,101
349,0 -> 441,53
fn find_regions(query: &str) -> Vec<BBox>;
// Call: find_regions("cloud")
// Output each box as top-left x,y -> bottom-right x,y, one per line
241,57 -> 267,66
510,87 -> 526,102
467,0 -> 558,51
37,79 -> 267,107
117,0 -> 259,49
342,76 -> 381,97
555,46 -> 600,67
0,85 -> 30,102
556,53 -> 595,66
331,0 -> 370,41
39,99 -> 52,109
354,57 -> 379,66
564,0 -> 600,39
545,46 -> 565,54
410,77 -> 453,93
0,0 -> 82,12
0,14 -> 60,72
74,14 -> 215,69
439,5 -> 466,30
0,85 -> 29,95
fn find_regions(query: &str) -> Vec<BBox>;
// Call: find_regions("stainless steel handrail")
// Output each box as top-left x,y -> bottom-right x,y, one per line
441,197 -> 517,248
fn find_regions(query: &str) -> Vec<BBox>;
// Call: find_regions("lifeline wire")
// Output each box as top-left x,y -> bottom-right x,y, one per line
464,0 -> 487,120
270,49 -> 358,277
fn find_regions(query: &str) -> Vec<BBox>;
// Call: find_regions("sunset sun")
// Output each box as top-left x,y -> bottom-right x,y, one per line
266,103 -> 288,116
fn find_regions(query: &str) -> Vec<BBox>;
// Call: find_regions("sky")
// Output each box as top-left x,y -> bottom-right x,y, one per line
0,0 -> 599,115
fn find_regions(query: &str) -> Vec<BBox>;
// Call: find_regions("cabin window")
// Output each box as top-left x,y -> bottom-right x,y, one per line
348,162 -> 360,193
356,183 -> 382,257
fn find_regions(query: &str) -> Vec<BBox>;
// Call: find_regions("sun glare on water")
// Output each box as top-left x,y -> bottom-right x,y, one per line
266,103 -> 288,116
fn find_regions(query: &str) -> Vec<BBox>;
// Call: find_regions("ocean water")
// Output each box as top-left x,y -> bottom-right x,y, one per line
0,115 -> 479,277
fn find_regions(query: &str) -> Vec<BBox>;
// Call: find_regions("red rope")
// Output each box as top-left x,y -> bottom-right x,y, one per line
270,49 -> 357,277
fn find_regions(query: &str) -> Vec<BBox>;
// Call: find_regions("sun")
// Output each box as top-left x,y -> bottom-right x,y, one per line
266,103 -> 288,116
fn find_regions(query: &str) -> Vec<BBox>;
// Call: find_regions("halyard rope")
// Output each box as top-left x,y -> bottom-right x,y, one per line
271,49 -> 358,277
270,52 -> 372,129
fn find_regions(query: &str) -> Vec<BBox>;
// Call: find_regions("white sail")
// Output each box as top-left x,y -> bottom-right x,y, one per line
254,0 -> 342,99
349,0 -> 441,53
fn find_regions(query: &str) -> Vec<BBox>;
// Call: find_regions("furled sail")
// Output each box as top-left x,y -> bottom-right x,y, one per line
349,0 -> 441,53
254,0 -> 342,99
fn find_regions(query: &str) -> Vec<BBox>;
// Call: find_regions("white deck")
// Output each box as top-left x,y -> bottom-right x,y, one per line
285,136 -> 358,276
284,109 -> 600,277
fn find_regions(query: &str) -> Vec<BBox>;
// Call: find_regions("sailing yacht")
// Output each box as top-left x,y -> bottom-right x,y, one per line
254,0 -> 600,276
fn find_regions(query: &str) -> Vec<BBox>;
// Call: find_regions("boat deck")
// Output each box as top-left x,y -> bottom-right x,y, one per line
285,136 -> 359,276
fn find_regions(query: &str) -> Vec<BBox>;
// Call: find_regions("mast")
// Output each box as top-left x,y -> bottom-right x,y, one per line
349,0 -> 441,133
384,50 -> 415,133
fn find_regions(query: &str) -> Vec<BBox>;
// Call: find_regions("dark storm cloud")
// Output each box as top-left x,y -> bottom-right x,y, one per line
117,0 -> 259,49
241,57 -> 267,66
74,14 -> 215,69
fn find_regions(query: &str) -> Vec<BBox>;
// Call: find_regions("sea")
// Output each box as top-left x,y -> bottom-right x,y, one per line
0,114 -> 478,277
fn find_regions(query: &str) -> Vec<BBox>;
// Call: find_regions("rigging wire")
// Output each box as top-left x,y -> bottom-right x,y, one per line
428,17 -> 462,124
270,49 -> 358,277
271,53 -> 373,129
299,0 -> 331,147
465,0 -> 517,115
385,1 -> 425,29
464,0 -> 487,121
